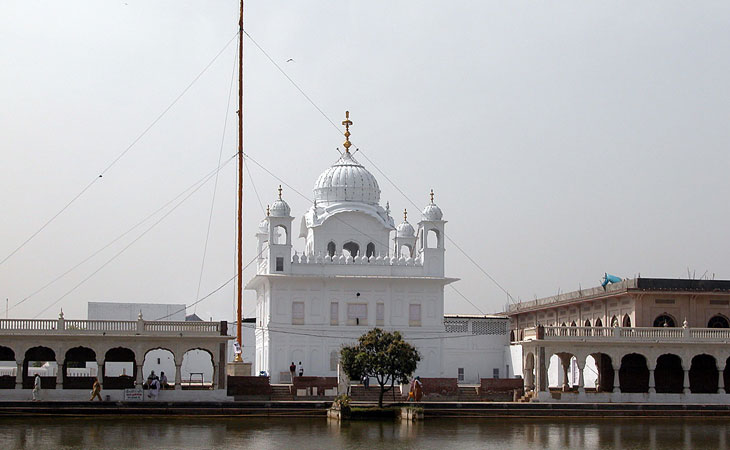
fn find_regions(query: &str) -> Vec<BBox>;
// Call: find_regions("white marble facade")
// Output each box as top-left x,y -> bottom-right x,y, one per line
246,118 -> 507,383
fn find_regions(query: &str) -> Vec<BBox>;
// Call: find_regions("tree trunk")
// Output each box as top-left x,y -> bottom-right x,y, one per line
378,385 -> 385,408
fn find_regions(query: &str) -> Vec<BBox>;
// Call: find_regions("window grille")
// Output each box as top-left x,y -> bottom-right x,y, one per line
330,302 -> 339,326
292,302 -> 304,325
409,304 -> 421,327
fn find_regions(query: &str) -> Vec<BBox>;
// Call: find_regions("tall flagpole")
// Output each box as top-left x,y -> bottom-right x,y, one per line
235,0 -> 244,362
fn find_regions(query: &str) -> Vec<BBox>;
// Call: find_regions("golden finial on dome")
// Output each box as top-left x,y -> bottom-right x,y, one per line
278,185 -> 283,200
266,205 -> 270,216
342,111 -> 353,152
430,189 -> 434,204
403,208 -> 408,221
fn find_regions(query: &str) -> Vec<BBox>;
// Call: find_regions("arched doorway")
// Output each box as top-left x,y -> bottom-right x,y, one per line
708,315 -> 730,328
366,242 -> 375,258
24,347 -> 57,389
143,348 -> 175,389
327,241 -> 336,258
0,346 -> 15,389
595,353 -> 613,392
689,354 -> 718,393
610,316 -> 619,327
64,347 -> 97,389
619,353 -> 649,393
104,347 -> 136,389
622,314 -> 631,327
595,318 -> 603,327
653,314 -> 676,327
181,349 -> 214,390
655,354 -> 683,393
342,242 -> 360,258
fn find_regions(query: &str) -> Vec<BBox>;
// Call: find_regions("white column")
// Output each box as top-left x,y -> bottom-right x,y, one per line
718,363 -> 725,394
577,361 -> 585,394
683,368 -> 690,395
175,364 -> 182,390
613,368 -> 621,393
648,369 -> 656,394
135,363 -> 143,388
97,360 -> 104,388
15,361 -> 23,389
562,358 -> 570,392
56,363 -> 63,389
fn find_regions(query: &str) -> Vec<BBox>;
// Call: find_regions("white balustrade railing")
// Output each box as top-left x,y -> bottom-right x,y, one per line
0,319 -> 58,331
144,321 -> 220,333
518,326 -> 730,342
0,318 -> 222,335
291,252 -> 423,267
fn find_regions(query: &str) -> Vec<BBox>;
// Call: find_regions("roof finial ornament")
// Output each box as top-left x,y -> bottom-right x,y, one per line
266,205 -> 270,216
278,185 -> 283,200
430,189 -> 435,204
342,111 -> 353,153
403,208 -> 408,221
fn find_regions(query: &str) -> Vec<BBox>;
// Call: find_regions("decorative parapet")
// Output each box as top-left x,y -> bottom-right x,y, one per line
515,325 -> 730,343
0,318 -> 227,336
291,252 -> 423,267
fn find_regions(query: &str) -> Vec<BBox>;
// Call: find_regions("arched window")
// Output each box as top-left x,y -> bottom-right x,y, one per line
708,315 -> 730,328
273,225 -> 288,245
327,242 -> 336,258
610,316 -> 619,327
343,242 -> 360,258
366,242 -> 375,258
584,319 -> 591,327
426,229 -> 439,249
595,318 -> 603,327
622,314 -> 632,327
653,314 -> 676,328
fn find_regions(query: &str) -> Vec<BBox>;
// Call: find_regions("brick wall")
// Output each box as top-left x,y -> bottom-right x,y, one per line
292,376 -> 338,393
227,376 -> 272,396
419,378 -> 459,396
480,378 -> 523,401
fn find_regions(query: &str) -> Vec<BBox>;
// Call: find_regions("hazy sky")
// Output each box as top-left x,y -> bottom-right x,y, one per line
2,1 -> 729,320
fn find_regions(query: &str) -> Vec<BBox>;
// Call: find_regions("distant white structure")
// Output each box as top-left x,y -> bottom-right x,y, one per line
88,302 -> 186,322
246,113 -> 509,383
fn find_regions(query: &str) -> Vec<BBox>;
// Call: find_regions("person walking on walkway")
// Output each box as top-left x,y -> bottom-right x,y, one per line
298,361 -> 304,377
413,376 -> 423,402
90,377 -> 102,401
289,362 -> 296,382
32,374 -> 41,401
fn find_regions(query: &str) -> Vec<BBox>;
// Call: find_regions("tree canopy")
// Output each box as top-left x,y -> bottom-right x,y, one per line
340,328 -> 421,407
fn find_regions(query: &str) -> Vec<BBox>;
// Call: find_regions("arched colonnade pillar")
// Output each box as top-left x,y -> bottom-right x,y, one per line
524,343 -> 730,397
3,340 -> 223,390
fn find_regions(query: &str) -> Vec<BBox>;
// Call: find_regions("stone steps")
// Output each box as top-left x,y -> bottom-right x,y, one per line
270,385 -> 293,401
457,386 -> 480,402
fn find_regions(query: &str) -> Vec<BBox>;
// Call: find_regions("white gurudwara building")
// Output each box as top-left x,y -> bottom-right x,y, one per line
246,113 -> 509,383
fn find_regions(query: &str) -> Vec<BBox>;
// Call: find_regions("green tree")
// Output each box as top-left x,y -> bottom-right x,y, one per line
340,328 -> 421,407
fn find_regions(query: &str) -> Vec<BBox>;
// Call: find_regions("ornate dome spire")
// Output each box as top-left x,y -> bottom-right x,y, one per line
269,185 -> 291,217
313,111 -> 381,205
422,189 -> 443,221
396,208 -> 415,237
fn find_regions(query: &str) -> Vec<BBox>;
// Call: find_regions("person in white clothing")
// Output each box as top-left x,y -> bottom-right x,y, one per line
297,361 -> 304,377
32,374 -> 41,401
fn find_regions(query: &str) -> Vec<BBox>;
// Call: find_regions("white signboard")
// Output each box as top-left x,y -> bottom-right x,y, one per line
124,388 -> 144,401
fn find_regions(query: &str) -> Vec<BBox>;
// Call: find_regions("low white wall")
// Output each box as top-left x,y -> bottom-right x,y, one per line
536,391 -> 730,404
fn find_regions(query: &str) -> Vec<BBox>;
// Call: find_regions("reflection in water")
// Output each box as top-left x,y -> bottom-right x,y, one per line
0,417 -> 728,449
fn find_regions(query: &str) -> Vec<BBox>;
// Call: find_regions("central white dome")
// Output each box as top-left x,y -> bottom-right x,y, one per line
313,151 -> 380,205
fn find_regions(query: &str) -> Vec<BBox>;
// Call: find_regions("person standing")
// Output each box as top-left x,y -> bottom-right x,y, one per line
90,377 -> 102,401
289,362 -> 296,382
32,374 -> 41,401
298,361 -> 304,377
413,376 -> 423,402
159,372 -> 168,390
148,377 -> 160,399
